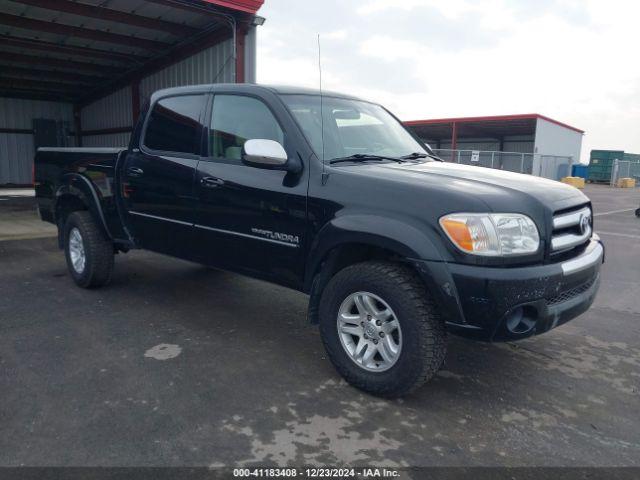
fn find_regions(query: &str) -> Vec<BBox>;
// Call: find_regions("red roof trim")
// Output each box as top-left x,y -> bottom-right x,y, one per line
202,0 -> 264,14
405,113 -> 584,134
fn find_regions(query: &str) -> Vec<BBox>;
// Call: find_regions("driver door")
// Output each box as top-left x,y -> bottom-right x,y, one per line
194,93 -> 309,288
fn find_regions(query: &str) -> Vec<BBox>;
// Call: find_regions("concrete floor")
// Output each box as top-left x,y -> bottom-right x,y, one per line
0,185 -> 639,467
0,188 -> 56,242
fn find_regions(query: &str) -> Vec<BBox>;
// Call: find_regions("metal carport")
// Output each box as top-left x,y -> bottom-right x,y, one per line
0,0 -> 264,185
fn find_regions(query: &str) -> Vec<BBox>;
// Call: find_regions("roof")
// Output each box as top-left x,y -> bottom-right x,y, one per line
150,83 -> 365,102
203,0 -> 264,14
263,84 -> 364,100
405,114 -> 584,139
0,0 -> 265,104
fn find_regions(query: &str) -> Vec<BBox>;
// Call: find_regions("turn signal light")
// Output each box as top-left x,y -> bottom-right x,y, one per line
439,217 -> 474,252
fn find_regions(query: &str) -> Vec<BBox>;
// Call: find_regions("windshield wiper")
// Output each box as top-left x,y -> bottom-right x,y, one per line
329,154 -> 405,165
401,152 -> 442,161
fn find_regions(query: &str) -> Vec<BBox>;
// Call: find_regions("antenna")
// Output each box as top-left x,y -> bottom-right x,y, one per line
317,34 -> 328,183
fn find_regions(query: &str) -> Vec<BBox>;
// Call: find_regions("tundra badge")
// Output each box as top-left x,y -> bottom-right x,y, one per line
251,228 -> 300,245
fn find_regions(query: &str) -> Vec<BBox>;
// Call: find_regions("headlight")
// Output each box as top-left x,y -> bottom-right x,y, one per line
439,213 -> 540,256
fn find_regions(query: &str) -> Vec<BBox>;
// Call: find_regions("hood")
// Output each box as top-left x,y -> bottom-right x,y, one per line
375,161 -> 588,210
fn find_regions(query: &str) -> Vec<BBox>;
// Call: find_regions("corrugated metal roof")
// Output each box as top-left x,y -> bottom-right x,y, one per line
0,0 -> 264,103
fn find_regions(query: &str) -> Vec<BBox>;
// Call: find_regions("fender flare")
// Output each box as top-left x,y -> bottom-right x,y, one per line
303,213 -> 445,292
54,173 -> 113,240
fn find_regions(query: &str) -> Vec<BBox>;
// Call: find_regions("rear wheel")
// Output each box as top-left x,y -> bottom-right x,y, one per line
64,211 -> 114,288
319,261 -> 446,397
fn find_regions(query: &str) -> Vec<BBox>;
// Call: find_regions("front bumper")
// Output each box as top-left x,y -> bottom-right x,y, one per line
413,237 -> 604,341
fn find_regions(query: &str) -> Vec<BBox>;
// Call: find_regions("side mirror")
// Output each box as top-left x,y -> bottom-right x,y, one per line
242,139 -> 288,169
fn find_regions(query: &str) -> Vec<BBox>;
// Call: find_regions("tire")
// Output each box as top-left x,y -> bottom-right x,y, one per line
319,261 -> 446,398
64,211 -> 114,288
635,208 -> 640,218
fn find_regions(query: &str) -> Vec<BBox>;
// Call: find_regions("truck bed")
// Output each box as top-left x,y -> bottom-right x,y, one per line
34,146 -> 128,240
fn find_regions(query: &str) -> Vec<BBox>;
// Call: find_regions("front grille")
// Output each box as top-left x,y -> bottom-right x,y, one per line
546,275 -> 597,306
550,204 -> 592,256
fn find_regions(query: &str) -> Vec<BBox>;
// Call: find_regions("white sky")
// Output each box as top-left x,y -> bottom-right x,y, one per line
256,0 -> 640,163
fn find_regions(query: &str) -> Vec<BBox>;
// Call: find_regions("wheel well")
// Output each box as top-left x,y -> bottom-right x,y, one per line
55,195 -> 88,247
320,243 -> 402,281
306,243 -> 413,325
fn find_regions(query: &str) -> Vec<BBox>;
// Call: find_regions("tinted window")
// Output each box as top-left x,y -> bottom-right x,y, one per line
144,95 -> 204,155
210,95 -> 283,161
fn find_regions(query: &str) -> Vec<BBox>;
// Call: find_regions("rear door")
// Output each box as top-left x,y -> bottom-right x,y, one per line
121,93 -> 206,259
194,92 -> 309,288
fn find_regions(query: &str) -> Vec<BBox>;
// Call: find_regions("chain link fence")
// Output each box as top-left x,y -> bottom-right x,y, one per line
432,149 -> 574,180
610,159 -> 640,186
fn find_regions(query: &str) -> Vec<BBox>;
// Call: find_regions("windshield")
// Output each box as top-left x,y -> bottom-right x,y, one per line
280,94 -> 431,163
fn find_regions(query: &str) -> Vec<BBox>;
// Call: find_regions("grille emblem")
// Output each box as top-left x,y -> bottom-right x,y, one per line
579,214 -> 590,235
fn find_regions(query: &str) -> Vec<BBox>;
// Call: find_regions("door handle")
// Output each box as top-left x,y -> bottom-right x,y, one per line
127,166 -> 144,177
200,176 -> 225,188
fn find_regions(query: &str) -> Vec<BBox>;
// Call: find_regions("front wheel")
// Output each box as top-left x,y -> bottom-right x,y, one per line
319,261 -> 446,397
64,211 -> 114,288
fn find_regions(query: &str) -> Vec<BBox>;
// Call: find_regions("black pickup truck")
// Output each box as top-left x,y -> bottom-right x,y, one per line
35,84 -> 604,397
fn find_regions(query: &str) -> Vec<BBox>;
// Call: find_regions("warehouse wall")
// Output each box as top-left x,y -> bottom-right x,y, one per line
140,38 -> 235,103
82,133 -> 132,148
534,118 -> 583,159
80,86 -> 133,148
438,139 -> 500,151
81,87 -> 132,132
533,118 -> 583,178
81,38 -> 235,148
433,135 -> 534,153
0,97 -> 74,185
503,135 -> 535,153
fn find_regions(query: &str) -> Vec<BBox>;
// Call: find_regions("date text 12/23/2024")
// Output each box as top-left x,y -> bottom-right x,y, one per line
233,467 -> 401,478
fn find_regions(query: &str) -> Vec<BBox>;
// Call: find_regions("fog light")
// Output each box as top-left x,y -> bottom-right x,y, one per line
505,307 -> 537,334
